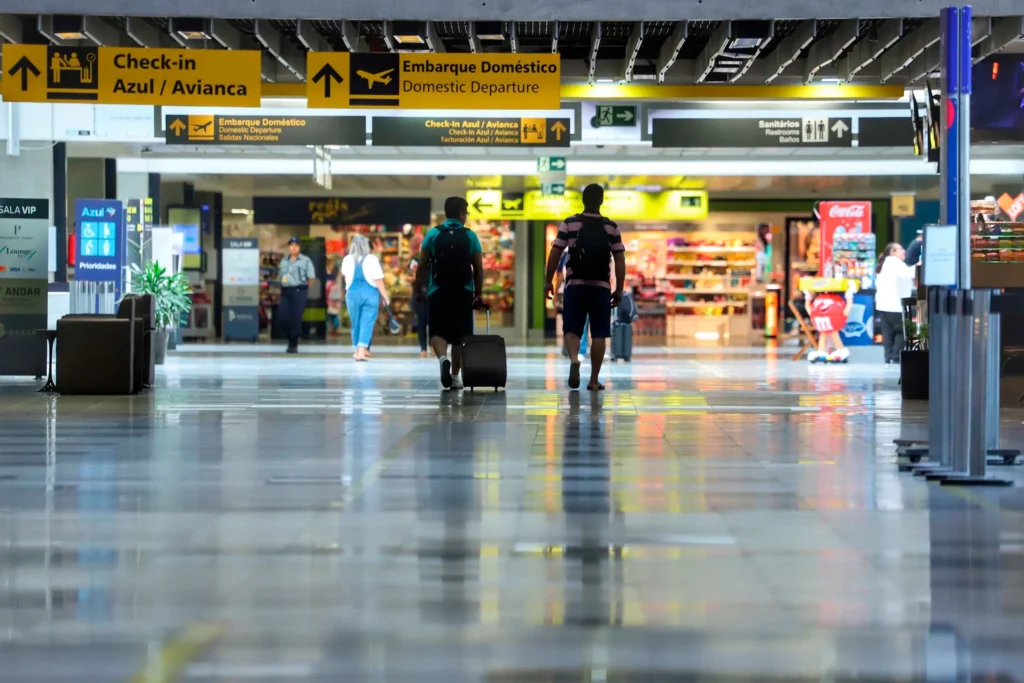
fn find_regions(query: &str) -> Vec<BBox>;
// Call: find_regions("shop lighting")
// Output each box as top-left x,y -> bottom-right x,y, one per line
391,21 -> 427,44
230,208 -> 252,215
171,18 -> 210,40
819,77 -> 843,84
53,15 -> 86,40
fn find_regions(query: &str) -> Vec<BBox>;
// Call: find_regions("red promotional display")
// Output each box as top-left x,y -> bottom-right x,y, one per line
808,293 -> 848,333
818,201 -> 872,276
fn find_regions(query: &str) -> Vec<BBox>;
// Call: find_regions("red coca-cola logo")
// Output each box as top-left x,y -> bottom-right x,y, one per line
828,204 -> 867,218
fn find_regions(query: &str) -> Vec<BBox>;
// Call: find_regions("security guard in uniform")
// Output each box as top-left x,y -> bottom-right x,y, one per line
279,237 -> 316,353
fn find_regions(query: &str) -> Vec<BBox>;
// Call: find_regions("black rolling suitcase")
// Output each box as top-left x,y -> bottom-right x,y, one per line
461,309 -> 507,391
612,321 -> 633,362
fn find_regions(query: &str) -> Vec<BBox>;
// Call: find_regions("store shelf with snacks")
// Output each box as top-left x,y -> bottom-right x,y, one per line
969,197 -> 1024,287
469,219 -> 516,326
828,233 -> 877,290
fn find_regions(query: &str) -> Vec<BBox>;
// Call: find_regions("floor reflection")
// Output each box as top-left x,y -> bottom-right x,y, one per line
0,346 -> 1022,681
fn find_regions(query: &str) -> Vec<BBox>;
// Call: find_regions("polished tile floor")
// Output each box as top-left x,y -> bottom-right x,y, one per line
1,345 -> 1023,682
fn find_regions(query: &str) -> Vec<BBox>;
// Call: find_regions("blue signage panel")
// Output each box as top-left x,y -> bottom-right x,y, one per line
75,199 -> 125,292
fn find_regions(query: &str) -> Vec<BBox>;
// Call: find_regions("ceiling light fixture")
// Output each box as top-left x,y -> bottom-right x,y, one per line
391,20 -> 427,44
53,15 -> 86,40
170,18 -> 210,40
476,21 -> 506,41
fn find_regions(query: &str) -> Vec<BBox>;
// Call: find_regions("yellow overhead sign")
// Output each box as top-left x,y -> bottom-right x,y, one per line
891,194 -> 916,217
466,189 -> 708,221
1,44 -> 261,106
307,53 -> 561,110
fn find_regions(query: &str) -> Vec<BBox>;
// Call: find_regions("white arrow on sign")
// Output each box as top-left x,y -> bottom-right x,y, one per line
617,109 -> 634,122
831,120 -> 850,138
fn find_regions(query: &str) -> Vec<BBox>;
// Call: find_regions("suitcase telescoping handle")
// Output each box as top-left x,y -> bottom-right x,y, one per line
475,300 -> 491,334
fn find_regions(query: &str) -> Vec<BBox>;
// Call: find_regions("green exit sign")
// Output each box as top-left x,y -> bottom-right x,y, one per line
592,105 -> 637,128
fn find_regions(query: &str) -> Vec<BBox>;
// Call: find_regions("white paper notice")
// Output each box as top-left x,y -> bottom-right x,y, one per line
923,224 -> 957,287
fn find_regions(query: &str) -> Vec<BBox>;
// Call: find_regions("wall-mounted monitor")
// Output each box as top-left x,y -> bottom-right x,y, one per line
972,55 -> 1024,142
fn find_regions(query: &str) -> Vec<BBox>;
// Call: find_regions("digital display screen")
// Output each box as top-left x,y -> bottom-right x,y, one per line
972,56 -> 1024,138
172,224 -> 201,255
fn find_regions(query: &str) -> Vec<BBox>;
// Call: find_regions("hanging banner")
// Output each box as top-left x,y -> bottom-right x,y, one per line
817,201 -> 872,277
222,237 -> 259,342
74,199 -> 125,297
0,198 -> 50,376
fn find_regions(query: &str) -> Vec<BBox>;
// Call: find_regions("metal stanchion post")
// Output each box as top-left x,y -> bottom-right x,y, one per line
942,289 -> 1012,486
985,310 -> 1021,466
929,290 -> 971,480
916,290 -> 955,476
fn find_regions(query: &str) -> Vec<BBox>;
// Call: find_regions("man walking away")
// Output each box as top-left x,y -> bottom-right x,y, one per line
544,184 -> 626,391
279,236 -> 317,353
415,197 -> 485,390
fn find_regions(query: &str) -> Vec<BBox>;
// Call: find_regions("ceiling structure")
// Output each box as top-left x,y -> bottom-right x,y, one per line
0,14 -> 1021,86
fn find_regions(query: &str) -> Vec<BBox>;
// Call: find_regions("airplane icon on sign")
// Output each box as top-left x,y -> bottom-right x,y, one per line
193,121 -> 212,132
356,69 -> 394,89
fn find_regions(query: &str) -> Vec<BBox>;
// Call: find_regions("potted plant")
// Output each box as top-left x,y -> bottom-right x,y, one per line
130,262 -> 192,365
900,319 -> 929,400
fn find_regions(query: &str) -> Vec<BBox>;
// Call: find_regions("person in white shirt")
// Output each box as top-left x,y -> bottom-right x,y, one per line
340,234 -> 389,361
875,242 -> 916,365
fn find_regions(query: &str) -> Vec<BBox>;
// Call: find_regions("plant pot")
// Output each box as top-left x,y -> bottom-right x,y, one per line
900,349 -> 928,400
154,328 -> 169,365
166,326 -> 177,351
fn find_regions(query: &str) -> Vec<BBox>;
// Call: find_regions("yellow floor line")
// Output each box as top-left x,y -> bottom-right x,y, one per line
129,622 -> 227,683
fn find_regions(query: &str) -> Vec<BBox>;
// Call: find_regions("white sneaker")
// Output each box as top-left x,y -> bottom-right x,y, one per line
451,375 -> 464,391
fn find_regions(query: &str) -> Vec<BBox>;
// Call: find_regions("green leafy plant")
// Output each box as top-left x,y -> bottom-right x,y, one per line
129,262 -> 193,329
904,320 -> 929,351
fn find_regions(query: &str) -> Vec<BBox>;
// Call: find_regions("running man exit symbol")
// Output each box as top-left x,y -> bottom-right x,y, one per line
537,157 -> 566,172
593,105 -> 636,128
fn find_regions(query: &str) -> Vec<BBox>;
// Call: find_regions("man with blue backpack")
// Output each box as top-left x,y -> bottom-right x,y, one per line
414,197 -> 485,390
544,184 -> 626,391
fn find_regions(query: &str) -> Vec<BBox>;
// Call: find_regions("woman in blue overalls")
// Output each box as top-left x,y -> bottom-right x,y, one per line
341,234 -> 390,362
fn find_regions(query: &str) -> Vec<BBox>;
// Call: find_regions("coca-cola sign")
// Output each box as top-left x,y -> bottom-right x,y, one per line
828,204 -> 867,219
818,201 -> 872,277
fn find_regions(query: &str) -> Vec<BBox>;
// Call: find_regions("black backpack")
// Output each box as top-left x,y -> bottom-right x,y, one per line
566,215 -> 611,282
430,224 -> 473,292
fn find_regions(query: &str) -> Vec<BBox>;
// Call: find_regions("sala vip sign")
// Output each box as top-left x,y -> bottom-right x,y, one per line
2,44 -> 261,107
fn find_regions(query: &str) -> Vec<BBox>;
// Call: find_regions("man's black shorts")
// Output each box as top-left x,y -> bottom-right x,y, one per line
428,289 -> 475,345
563,285 -> 612,339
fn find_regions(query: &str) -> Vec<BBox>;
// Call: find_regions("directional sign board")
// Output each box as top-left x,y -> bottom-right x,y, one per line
164,114 -> 365,146
652,117 -> 854,148
372,117 -> 570,147
541,183 -> 566,196
2,44 -> 261,106
593,105 -> 637,127
307,53 -> 561,110
537,157 -> 566,173
466,190 -> 527,220
466,190 -> 504,220
858,117 -> 913,147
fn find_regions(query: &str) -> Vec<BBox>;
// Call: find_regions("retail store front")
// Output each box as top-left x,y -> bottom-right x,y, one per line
528,189 -> 793,346
225,195 -> 523,342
